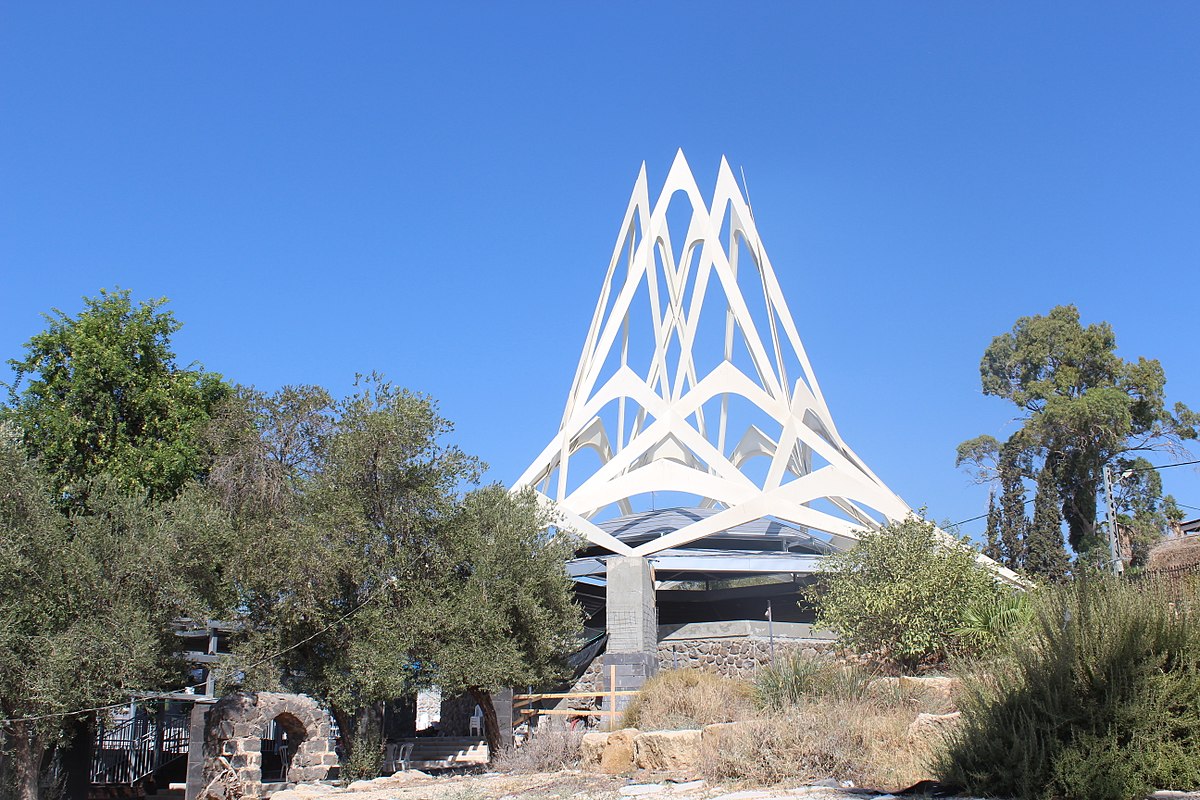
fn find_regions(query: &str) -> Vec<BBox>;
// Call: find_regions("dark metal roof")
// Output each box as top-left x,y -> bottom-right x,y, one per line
594,506 -> 834,554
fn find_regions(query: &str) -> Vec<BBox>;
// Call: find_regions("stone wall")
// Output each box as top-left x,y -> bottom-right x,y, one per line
437,693 -> 477,736
567,630 -> 833,697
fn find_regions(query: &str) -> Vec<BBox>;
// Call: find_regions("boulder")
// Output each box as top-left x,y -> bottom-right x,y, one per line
600,728 -> 640,774
580,732 -> 609,770
906,711 -> 962,748
633,730 -> 702,772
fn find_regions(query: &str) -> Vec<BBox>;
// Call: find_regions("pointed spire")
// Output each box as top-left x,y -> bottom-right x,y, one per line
516,156 -> 913,557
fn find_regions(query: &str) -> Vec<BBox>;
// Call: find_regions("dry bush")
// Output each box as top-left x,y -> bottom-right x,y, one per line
703,701 -> 929,791
620,668 -> 753,730
492,728 -> 583,773
1146,535 -> 1200,572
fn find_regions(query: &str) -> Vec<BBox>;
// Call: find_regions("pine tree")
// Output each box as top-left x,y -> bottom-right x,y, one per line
1026,461 -> 1070,581
984,488 -> 1003,563
998,438 -> 1027,570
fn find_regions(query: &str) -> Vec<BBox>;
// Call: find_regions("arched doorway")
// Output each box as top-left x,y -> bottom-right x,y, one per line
260,712 -> 308,783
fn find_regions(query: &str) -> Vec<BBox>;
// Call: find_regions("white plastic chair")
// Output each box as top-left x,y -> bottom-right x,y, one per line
468,705 -> 483,738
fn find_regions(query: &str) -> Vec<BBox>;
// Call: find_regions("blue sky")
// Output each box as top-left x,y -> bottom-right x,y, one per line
2,3 -> 1198,539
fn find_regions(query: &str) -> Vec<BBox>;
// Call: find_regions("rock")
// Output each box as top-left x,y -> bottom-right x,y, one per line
580,731 -> 609,770
284,783 -> 335,794
345,780 -> 375,791
668,779 -> 706,791
906,711 -> 962,747
633,730 -> 702,772
619,784 -> 668,796
388,769 -> 428,780
599,728 -> 640,774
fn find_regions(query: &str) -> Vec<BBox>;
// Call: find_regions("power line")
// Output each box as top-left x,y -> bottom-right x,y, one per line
950,458 -> 1200,529
1120,458 -> 1200,474
1,582 -> 391,727
951,497 -> 1034,528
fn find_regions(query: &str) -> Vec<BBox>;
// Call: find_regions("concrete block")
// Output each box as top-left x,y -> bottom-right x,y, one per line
606,557 -> 657,655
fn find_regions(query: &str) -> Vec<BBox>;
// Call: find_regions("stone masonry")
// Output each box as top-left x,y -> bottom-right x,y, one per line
201,692 -> 337,799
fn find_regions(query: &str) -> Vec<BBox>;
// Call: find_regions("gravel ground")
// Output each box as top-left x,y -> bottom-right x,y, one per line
268,770 -> 988,800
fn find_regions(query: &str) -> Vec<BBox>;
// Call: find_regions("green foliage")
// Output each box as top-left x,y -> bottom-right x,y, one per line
998,438 -> 1028,569
953,590 -> 1033,652
3,289 -> 231,507
963,305 -> 1197,555
983,490 -> 1003,563
812,516 -> 1002,672
219,378 -> 481,734
418,486 -> 583,696
1113,456 -> 1181,567
339,729 -> 383,783
0,428 -> 214,741
1026,462 -> 1070,581
213,380 -> 581,760
938,578 -> 1200,800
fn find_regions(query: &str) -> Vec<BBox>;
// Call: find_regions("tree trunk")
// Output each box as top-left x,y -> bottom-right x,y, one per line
11,721 -> 41,800
331,706 -> 356,763
466,687 -> 502,763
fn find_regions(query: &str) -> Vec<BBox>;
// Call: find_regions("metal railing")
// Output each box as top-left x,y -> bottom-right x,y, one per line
91,707 -> 191,786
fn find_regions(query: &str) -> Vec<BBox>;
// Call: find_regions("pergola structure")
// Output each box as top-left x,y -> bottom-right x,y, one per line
514,152 -> 1018,684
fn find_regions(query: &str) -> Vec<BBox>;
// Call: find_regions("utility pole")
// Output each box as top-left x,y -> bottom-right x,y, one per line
1102,464 -> 1124,576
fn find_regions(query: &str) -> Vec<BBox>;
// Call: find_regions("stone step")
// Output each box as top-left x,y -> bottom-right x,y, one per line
391,737 -> 487,769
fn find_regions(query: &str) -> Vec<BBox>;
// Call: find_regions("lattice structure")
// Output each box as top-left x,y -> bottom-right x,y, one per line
516,151 -> 1016,582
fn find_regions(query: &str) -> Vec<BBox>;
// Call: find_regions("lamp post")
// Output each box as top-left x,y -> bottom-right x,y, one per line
765,599 -> 775,664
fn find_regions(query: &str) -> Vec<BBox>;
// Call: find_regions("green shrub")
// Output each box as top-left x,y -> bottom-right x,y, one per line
938,578 -> 1200,800
812,515 -> 1002,672
620,669 -> 752,730
340,730 -> 383,782
954,588 -> 1034,652
755,655 -> 875,709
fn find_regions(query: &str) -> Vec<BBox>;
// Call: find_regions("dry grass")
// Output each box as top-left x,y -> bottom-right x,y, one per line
701,700 -> 930,791
619,668 -> 753,731
1147,534 -> 1200,572
491,729 -> 583,773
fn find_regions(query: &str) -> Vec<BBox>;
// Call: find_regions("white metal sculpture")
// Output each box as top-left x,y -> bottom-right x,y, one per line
516,150 -> 1018,583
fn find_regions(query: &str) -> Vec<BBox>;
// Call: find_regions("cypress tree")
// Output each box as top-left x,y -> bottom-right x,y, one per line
984,488 -> 1003,563
1027,461 -> 1071,581
998,438 -> 1027,570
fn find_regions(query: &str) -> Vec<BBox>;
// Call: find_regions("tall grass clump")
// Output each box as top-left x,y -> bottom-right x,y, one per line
620,669 -> 752,730
755,654 -> 876,709
938,577 -> 1200,800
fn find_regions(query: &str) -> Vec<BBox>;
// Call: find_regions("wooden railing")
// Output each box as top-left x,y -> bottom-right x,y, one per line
513,664 -> 639,726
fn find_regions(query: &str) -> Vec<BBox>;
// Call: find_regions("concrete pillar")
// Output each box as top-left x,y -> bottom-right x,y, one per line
602,556 -> 657,716
184,701 -> 212,800
493,688 -> 514,751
